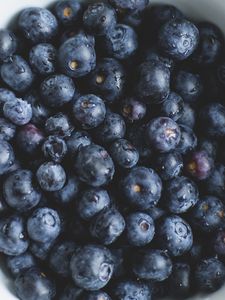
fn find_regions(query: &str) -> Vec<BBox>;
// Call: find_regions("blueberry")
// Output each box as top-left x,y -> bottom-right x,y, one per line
146,117 -> 181,152
165,176 -> 199,214
191,195 -> 225,232
0,88 -> 16,116
109,0 -> 149,12
45,113 -> 74,137
121,9 -> 144,28
198,138 -> 218,160
121,167 -> 162,209
75,144 -> 115,187
109,138 -> 139,169
214,230 -> 225,256
90,207 -> 125,245
0,140 -> 15,175
36,162 -> 66,192
30,239 -> 55,261
142,46 -> 175,70
27,207 -> 61,243
0,215 -> 29,256
29,43 -> 57,75
0,29 -> 17,62
1,55 -> 34,92
3,97 -> 32,126
102,24 -> 138,60
83,2 -> 117,36
66,130 -> 92,157
185,150 -> 214,180
125,212 -> 155,246
112,280 -> 151,300
16,123 -> 45,156
157,215 -> 193,256
173,70 -> 203,103
70,244 -> 114,290
120,96 -> 146,123
191,22 -> 223,66
195,258 -> 225,293
72,94 -> 106,129
77,188 -> 111,220
176,125 -> 197,154
58,34 -> 96,78
42,135 -> 68,163
167,262 -> 191,298
178,103 -> 196,129
53,174 -> 80,206
3,169 -> 42,212
49,240 -> 76,278
94,111 -> 126,144
6,252 -> 36,276
161,91 -> 184,121
18,7 -> 58,43
0,117 -> 16,141
40,74 -> 76,108
60,284 -> 83,300
136,60 -> 170,103
54,0 -> 83,26
15,268 -> 56,300
132,249 -> 172,281
158,18 -> 199,60
199,103 -> 225,138
155,151 -> 183,181
87,58 -> 125,103
203,164 -> 225,198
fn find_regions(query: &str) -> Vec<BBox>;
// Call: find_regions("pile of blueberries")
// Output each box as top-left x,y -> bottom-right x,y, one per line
2,0 -> 225,299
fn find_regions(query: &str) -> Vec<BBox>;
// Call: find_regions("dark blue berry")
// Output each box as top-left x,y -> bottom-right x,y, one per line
0,140 -> 15,175
178,103 -> 196,129
66,130 -> 92,157
120,96 -> 146,123
0,88 -> 16,116
176,125 -> 197,154
0,117 -> 16,141
6,252 -> 36,276
161,91 -> 184,121
112,280 -> 151,300
30,240 -> 55,261
0,29 -> 17,62
109,0 -> 149,11
60,284 -> 83,300
203,164 -> 225,198
81,291 -> 111,300
42,135 -> 68,163
45,113 -> 74,136
54,0 -> 83,26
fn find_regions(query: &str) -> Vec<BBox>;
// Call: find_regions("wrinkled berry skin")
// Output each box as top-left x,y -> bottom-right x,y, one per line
90,207 -> 125,245
112,280 -> 151,300
161,91 -> 184,121
6,252 -> 36,276
70,244 -> 114,291
146,117 -> 181,153
0,215 -> 29,256
75,144 -> 115,187
72,94 -> 106,129
165,176 -> 199,214
66,130 -> 92,157
176,125 -> 197,154
29,43 -> 57,75
54,0 -> 83,26
133,249 -> 172,281
42,135 -> 67,163
121,167 -> 162,209
87,58 -> 126,103
3,98 -> 32,126
102,24 -> 138,60
40,74 -> 76,108
155,151 -> 183,181
157,215 -> 193,256
78,188 -> 111,220
0,140 -> 15,175
173,70 -> 203,103
191,22 -> 223,66
120,96 -> 146,123
1,55 -> 34,92
27,207 -> 61,243
83,2 -> 117,36
95,111 -> 126,145
191,196 -> 225,233
18,7 -> 58,44
0,29 -> 17,62
58,34 -> 96,78
16,124 -> 45,156
200,103 -> 225,138
125,212 -> 155,246
15,268 -> 56,300
109,138 -> 139,169
136,60 -> 170,103
0,118 -> 16,141
109,0 -> 149,11
158,18 -> 199,60
194,258 -> 225,293
49,241 -> 76,278
3,169 -> 41,212
36,162 -> 66,192
186,150 -> 214,180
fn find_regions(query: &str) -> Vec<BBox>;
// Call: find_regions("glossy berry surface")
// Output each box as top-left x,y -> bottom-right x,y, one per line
42,135 -> 67,162
155,151 -> 183,180
161,91 -> 184,121
3,98 -> 32,126
120,96 -> 146,123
